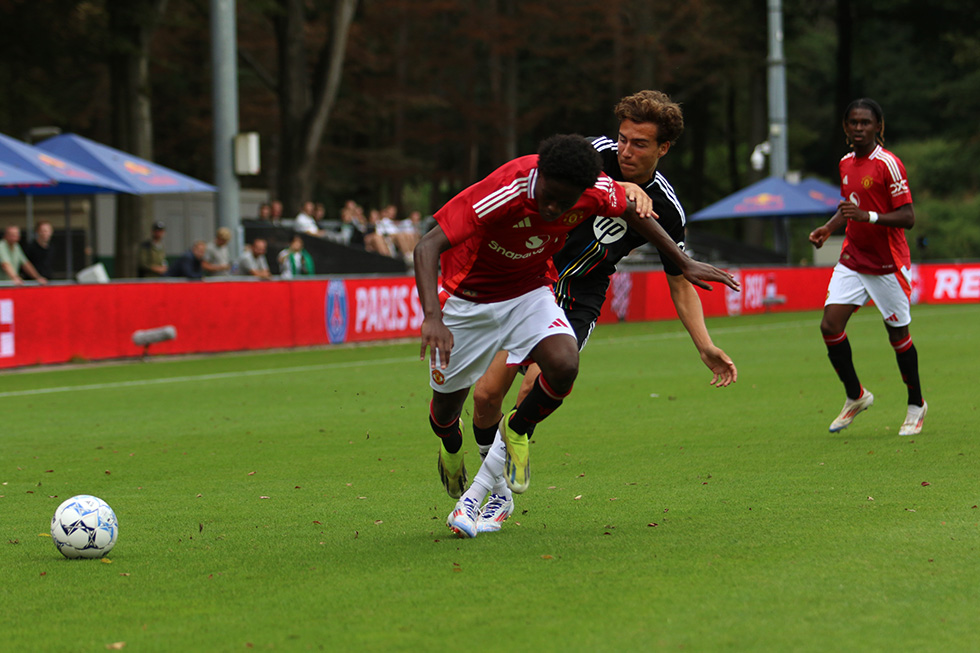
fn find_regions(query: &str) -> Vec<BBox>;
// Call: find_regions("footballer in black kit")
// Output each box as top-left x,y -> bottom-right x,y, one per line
553,135 -> 687,347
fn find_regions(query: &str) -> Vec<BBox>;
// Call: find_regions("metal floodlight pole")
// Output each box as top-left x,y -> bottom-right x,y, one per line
767,0 -> 791,260
210,0 -> 241,257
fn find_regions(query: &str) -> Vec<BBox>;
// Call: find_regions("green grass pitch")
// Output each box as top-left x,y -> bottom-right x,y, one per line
2,305 -> 978,651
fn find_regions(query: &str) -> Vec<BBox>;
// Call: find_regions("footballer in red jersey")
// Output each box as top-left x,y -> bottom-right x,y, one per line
415,134 -> 734,537
810,98 -> 926,437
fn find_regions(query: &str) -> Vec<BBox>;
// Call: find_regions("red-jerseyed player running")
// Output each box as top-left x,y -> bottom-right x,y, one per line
415,134 -> 735,538
809,98 -> 926,436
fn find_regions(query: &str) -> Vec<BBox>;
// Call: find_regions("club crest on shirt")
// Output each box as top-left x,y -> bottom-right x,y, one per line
862,176 -> 874,189
561,210 -> 585,226
431,370 -> 445,385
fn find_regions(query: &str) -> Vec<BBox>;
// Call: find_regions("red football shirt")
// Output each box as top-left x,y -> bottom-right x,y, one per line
838,144 -> 913,275
434,154 -> 628,303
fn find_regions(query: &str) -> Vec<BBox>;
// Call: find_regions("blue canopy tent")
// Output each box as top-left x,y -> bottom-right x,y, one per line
797,176 -> 843,209
0,132 -> 133,278
0,160 -> 55,187
690,176 -> 836,221
36,133 -> 216,194
689,176 -> 837,263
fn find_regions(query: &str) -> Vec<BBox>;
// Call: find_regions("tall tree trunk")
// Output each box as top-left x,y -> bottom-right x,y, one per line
108,0 -> 168,278
275,0 -> 358,216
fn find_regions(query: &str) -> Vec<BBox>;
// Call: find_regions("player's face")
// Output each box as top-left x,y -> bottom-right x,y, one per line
844,107 -> 880,152
617,119 -> 670,184
534,177 -> 584,222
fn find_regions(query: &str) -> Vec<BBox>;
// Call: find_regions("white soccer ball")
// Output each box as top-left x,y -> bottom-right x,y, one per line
50,495 -> 118,559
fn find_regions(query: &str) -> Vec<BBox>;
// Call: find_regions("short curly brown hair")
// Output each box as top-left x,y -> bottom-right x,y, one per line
614,90 -> 684,144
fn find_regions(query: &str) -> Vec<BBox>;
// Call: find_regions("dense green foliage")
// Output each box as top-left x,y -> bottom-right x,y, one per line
2,306 -> 979,650
0,1 -> 977,257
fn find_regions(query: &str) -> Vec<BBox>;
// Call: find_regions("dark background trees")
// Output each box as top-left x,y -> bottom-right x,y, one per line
1,0 -> 977,262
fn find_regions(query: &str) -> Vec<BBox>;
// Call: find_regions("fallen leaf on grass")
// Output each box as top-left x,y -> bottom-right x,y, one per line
648,523 -> 658,527
374,520 -> 383,525
101,558 -> 112,564
574,495 -> 582,500
248,471 -> 256,476
868,496 -> 875,501
259,496 -> 270,499
541,555 -> 553,560
38,533 -> 51,538
105,642 -> 126,650
921,481 -> 931,487
119,573 -> 130,577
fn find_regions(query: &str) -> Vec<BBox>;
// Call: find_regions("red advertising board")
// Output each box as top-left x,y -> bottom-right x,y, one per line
1,263 -> 976,369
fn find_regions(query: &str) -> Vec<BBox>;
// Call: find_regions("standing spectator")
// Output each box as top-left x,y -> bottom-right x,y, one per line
277,234 -> 315,279
138,221 -> 169,277
1,225 -> 47,285
25,220 -> 55,280
170,240 -> 207,280
237,238 -> 272,279
294,200 -> 324,236
203,227 -> 233,276
809,98 -> 926,436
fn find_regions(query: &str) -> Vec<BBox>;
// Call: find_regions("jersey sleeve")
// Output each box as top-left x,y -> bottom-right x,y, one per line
651,196 -> 686,277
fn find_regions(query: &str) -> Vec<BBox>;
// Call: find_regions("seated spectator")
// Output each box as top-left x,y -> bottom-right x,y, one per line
270,200 -> 284,224
138,221 -> 169,277
25,220 -> 55,280
203,227 -> 233,276
294,201 -> 325,237
237,238 -> 272,279
392,210 -> 422,261
340,199 -> 367,248
257,203 -> 274,222
1,225 -> 47,285
170,240 -> 207,280
364,209 -> 392,257
277,234 -> 315,279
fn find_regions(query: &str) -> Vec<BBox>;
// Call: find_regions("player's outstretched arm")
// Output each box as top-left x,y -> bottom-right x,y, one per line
622,210 -> 739,292
667,274 -> 737,387
809,209 -> 846,248
413,226 -> 454,369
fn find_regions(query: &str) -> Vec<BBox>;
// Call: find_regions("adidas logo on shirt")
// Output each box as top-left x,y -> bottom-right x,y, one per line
512,217 -> 532,228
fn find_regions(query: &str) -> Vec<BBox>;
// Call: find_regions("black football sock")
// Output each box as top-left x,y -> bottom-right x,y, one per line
472,422 -> 499,448
429,404 -> 462,454
510,374 -> 570,436
824,331 -> 862,399
892,335 -> 923,406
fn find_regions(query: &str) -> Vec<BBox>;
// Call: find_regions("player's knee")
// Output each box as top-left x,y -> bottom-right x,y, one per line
472,382 -> 504,416
541,357 -> 578,393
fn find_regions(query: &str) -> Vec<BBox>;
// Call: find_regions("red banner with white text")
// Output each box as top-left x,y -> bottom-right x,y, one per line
1,263 -> 976,369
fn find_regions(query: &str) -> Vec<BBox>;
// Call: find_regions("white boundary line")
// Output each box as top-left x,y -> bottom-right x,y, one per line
1,304 -> 975,399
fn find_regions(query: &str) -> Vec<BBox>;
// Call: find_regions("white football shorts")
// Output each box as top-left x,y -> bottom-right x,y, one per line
825,262 -> 912,327
429,285 -> 576,393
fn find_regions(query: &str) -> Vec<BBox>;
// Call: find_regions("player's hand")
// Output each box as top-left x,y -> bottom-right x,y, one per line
620,182 -> 657,219
809,225 -> 830,248
700,346 -> 737,387
420,316 -> 453,370
681,259 -> 739,292
837,200 -> 864,222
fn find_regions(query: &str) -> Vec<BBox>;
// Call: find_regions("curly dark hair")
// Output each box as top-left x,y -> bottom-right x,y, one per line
537,134 -> 602,191
844,98 -> 886,146
614,90 -> 684,144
